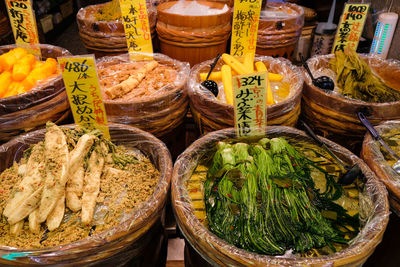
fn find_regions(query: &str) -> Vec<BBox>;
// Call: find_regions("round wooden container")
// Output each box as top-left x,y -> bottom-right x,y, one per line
257,2 -> 304,60
76,2 -> 157,57
172,126 -> 389,267
0,44 -> 71,143
0,123 -> 172,266
97,53 -> 190,137
302,54 -> 400,150
361,120 -> 400,214
156,1 -> 232,66
188,55 -> 304,134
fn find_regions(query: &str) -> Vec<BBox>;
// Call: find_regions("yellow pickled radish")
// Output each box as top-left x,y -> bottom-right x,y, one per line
0,47 -> 28,72
200,71 -> 222,81
243,53 -> 254,73
0,71 -> 12,98
3,81 -> 22,98
222,54 -> 248,75
221,65 -> 233,105
255,61 -> 284,82
12,54 -> 36,81
42,58 -> 58,75
254,62 -> 274,105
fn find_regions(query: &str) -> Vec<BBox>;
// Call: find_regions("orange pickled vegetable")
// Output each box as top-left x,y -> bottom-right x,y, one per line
22,58 -> 58,91
3,81 -> 25,98
0,48 -> 28,72
0,71 -> 12,97
12,54 -> 36,81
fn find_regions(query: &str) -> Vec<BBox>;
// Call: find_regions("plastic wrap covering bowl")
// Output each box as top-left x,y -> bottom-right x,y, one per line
0,44 -> 71,143
156,0 -> 232,66
257,2 -> 304,60
302,54 -> 400,150
361,120 -> 400,214
96,53 -> 190,137
0,123 -> 172,266
77,2 -> 157,57
188,55 -> 303,134
172,127 -> 389,266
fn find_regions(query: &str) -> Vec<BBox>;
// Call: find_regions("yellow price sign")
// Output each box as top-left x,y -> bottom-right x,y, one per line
332,3 -> 369,53
5,0 -> 41,57
58,56 -> 110,139
233,72 -> 267,137
231,0 -> 262,59
119,0 -> 153,61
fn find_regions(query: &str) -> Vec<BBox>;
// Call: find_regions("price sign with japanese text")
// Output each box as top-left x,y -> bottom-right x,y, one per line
233,72 -> 267,137
5,0 -> 41,56
119,0 -> 153,61
332,3 -> 369,53
58,56 -> 110,139
231,0 -> 262,58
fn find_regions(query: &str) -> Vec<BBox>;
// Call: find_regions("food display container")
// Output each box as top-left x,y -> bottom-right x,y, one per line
362,120 -> 400,214
188,55 -> 303,134
302,54 -> 400,151
0,44 -> 71,143
257,2 -> 304,60
96,53 -> 190,137
77,2 -> 157,57
172,127 -> 389,266
157,0 -> 232,66
0,123 -> 172,266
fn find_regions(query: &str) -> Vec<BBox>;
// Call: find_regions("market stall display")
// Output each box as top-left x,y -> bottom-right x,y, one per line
362,120 -> 400,214
0,44 -> 71,143
156,0 -> 232,66
96,53 -> 190,137
257,2 -> 304,60
302,52 -> 400,150
172,127 -> 389,266
0,123 -> 172,265
188,55 -> 303,134
76,0 -> 157,57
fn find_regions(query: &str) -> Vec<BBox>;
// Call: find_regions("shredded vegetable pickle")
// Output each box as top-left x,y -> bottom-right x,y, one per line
204,137 -> 359,255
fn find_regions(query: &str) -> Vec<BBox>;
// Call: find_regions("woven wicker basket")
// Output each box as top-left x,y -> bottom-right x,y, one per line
0,123 -> 172,265
188,55 -> 303,134
172,126 -> 389,266
302,54 -> 400,150
0,44 -> 71,144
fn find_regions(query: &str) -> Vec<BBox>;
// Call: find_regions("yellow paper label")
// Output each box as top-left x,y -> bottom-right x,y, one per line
332,4 -> 369,53
231,0 -> 262,58
233,72 -> 267,137
119,0 -> 153,61
5,0 -> 41,57
58,56 -> 110,139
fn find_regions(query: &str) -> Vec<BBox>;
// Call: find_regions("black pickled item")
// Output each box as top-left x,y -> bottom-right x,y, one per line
300,54 -> 335,91
300,120 -> 361,185
201,53 -> 221,97
358,112 -> 400,174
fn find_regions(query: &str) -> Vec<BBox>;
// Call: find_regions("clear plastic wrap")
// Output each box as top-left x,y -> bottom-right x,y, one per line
302,53 -> 400,148
95,53 -> 190,137
361,120 -> 400,215
0,123 -> 172,266
172,126 -> 389,266
0,44 -> 71,143
257,2 -> 304,59
76,1 -> 157,54
156,0 -> 232,66
188,55 -> 304,134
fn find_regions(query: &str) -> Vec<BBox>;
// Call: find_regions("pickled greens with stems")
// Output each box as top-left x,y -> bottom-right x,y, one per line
204,137 -> 360,256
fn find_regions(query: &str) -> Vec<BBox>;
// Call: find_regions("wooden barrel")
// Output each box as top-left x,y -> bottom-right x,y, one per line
172,126 -> 389,266
302,54 -> 400,151
361,120 -> 400,214
257,2 -> 304,60
97,53 -> 190,137
76,2 -> 158,57
156,1 -> 232,66
0,44 -> 71,143
188,55 -> 303,134
0,123 -> 172,266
